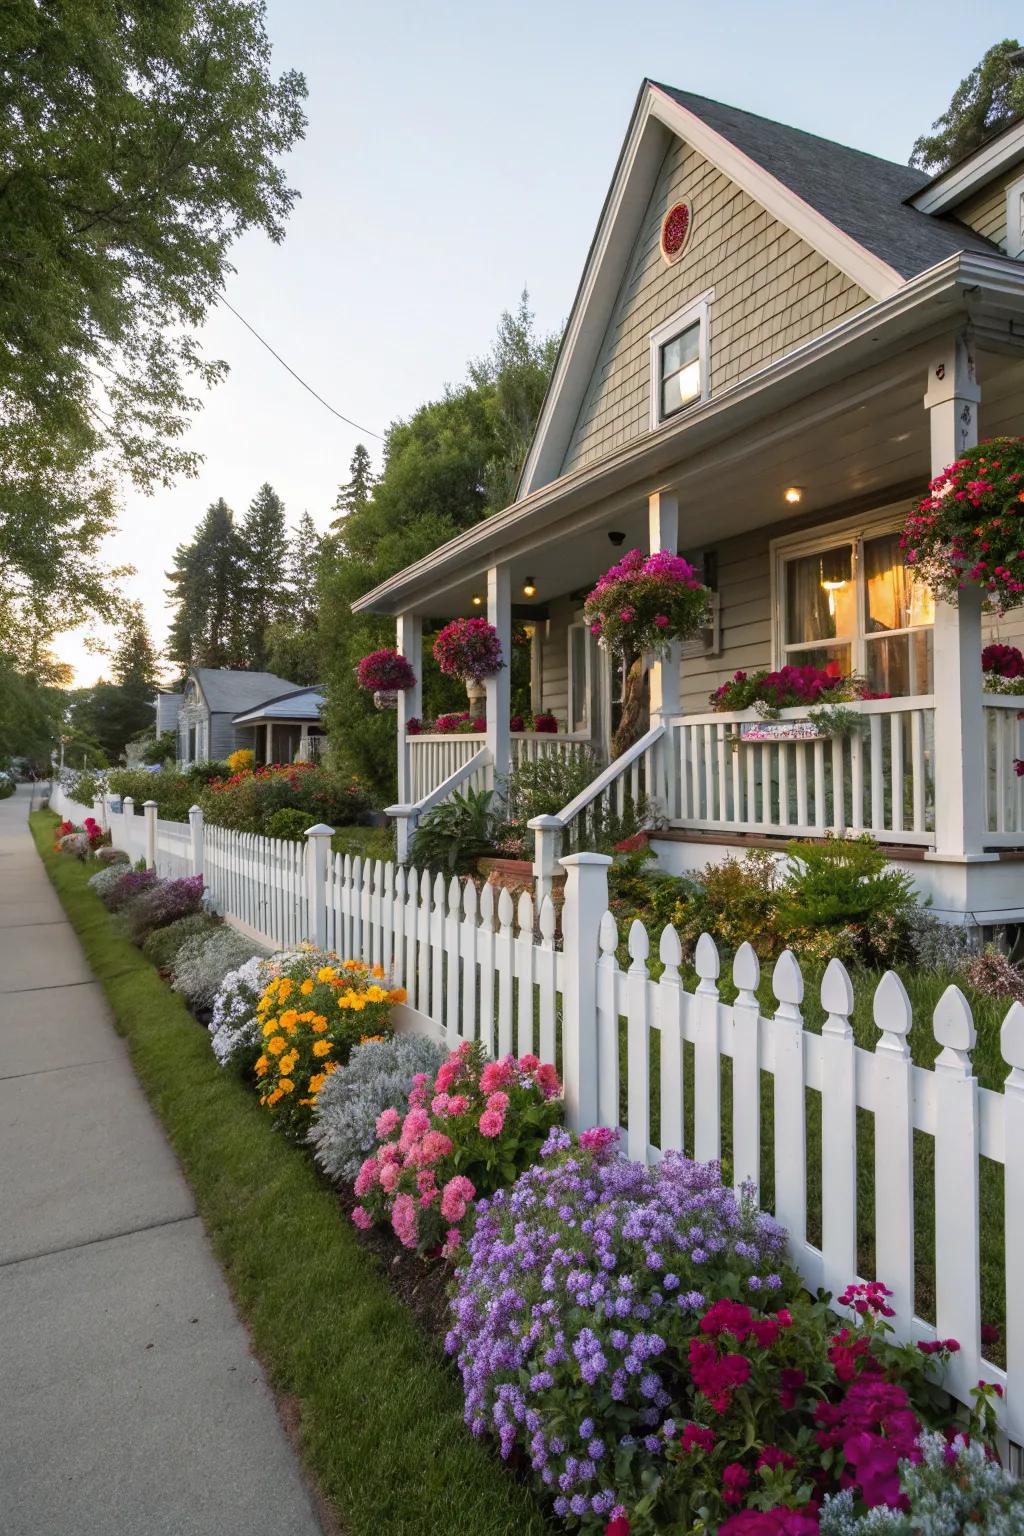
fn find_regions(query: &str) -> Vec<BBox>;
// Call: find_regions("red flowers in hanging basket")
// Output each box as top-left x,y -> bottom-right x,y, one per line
901,437 -> 1024,612
355,648 -> 416,691
584,549 -> 710,656
432,618 -> 505,682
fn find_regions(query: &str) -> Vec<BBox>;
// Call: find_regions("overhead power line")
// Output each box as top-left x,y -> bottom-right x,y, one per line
217,293 -> 385,440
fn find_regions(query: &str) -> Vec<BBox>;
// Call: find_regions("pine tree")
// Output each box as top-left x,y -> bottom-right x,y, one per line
165,498 -> 243,672
331,444 -> 375,529
111,602 -> 160,698
287,511 -> 323,627
237,482 -> 289,668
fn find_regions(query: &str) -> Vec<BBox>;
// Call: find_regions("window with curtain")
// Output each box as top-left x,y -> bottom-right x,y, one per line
779,525 -> 934,695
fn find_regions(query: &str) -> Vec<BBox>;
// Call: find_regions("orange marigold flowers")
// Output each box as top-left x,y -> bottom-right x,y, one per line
300,979 -> 314,995
311,1017 -> 328,1033
267,1036 -> 287,1056
371,964 -> 385,978
280,1008 -> 299,1031
388,988 -> 407,1004
255,1055 -> 269,1076
279,1078 -> 295,1094
312,1039 -> 332,1058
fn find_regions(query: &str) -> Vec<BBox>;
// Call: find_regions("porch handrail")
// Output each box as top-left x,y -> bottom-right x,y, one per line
528,724 -> 666,904
388,746 -> 492,861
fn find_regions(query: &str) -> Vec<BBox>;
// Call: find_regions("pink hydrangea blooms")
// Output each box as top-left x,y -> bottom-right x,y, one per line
350,1039 -> 562,1256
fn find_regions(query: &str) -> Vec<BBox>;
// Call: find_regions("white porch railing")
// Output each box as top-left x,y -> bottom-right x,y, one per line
984,696 -> 1024,844
389,746 -> 492,862
668,697 -> 936,845
529,724 -> 665,903
408,731 -> 591,803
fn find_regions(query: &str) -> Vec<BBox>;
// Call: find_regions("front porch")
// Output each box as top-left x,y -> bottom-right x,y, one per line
366,316 -> 1024,922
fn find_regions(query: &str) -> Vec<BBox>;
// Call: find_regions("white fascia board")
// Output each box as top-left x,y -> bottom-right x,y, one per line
355,253 -> 1024,619
909,119 -> 1024,215
647,87 -> 905,302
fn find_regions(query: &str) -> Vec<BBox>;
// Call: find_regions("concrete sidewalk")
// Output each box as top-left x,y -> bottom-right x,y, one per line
0,786 -> 325,1536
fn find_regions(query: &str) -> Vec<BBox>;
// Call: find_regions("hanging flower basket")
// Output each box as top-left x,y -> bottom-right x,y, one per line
583,549 -> 711,655
356,648 -> 417,692
901,437 -> 1024,612
432,618 -> 505,683
372,689 -> 399,711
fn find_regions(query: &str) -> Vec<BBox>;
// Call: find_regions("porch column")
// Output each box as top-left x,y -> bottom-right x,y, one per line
299,722 -> 309,762
265,721 -> 273,766
924,333 -> 989,862
395,611 -> 422,806
486,564 -> 512,794
647,490 -> 680,811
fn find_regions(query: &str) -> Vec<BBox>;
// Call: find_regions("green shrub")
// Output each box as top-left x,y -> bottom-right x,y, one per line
410,786 -> 500,874
171,927 -> 266,1013
778,834 -> 917,967
673,849 -> 783,959
107,767 -> 196,822
266,807 -> 317,841
142,912 -> 221,970
68,769 -> 104,804
142,731 -> 178,765
199,762 -> 371,834
0,776 -> 15,800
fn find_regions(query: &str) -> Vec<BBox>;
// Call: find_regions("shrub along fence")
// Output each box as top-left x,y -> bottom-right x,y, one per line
48,779 -> 1024,1450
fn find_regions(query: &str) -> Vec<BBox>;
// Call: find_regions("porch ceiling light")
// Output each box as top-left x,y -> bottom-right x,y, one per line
471,594 -> 484,606
522,577 -> 537,598
784,486 -> 803,504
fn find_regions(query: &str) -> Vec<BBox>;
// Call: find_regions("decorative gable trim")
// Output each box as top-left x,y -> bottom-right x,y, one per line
519,82 -> 904,499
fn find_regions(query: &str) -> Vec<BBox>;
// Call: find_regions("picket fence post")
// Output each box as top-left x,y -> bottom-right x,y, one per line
1003,1003 -> 1024,1446
559,851 -> 610,1133
304,824 -> 334,949
93,796 -> 107,832
143,800 -> 157,870
189,804 -> 205,879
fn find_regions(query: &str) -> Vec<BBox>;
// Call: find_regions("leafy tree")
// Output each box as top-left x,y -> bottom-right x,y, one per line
0,0 -> 307,547
237,482 -> 289,667
911,40 -> 1024,170
320,299 -> 558,797
166,498 -> 243,671
331,444 -> 375,529
66,604 -> 163,763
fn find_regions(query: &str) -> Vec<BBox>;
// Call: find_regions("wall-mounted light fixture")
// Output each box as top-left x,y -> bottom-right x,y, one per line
522,577 -> 537,598
784,486 -> 803,505
471,594 -> 484,607
608,530 -> 626,546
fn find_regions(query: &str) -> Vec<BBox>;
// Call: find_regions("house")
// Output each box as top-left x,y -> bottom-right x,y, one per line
355,80 -> 1024,924
153,690 -> 182,739
232,685 -> 327,765
176,669 -> 303,765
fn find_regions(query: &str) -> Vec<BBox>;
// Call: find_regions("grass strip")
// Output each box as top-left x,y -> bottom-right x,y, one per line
31,812 -> 547,1536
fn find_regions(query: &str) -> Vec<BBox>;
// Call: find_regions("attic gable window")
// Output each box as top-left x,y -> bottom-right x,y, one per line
649,290 -> 712,428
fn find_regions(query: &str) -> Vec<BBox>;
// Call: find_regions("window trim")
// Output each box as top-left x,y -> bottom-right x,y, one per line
769,502 -> 931,680
567,621 -> 593,735
1006,173 -> 1024,260
648,289 -> 713,429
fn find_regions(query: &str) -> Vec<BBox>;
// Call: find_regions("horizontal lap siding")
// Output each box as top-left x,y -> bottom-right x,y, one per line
957,180 -> 1009,249
540,597 -> 575,723
679,530 -> 772,712
562,138 -> 869,475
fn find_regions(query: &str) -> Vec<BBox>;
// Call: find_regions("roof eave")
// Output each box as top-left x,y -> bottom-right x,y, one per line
354,253 -> 1024,618
909,116 -> 1024,214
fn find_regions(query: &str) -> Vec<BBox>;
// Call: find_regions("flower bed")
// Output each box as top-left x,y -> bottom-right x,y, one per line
901,437 -> 1024,611
199,760 -> 371,832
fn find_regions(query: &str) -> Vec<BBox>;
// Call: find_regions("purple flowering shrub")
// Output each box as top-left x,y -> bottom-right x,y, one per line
101,867 -> 159,912
121,875 -> 206,941
445,1128 -> 793,1529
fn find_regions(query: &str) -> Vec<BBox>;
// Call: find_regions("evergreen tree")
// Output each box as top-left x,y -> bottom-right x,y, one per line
287,510 -> 324,628
165,498 -> 243,672
911,40 -> 1024,170
331,444 -> 375,529
237,482 -> 289,667
262,511 -> 325,685
111,602 -> 160,698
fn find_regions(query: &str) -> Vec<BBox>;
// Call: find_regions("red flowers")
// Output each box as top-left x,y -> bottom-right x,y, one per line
719,1509 -> 820,1536
722,1462 -> 751,1505
679,1422 -> 715,1455
688,1336 -> 752,1412
837,1281 -> 896,1319
983,642 -> 1024,679
432,618 -> 505,683
355,648 -> 416,692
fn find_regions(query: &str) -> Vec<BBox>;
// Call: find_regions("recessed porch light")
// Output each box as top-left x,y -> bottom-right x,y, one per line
522,578 -> 537,598
784,486 -> 803,504
471,594 -> 483,606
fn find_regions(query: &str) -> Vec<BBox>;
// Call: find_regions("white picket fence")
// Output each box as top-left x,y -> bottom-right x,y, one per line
46,780 -> 1024,1446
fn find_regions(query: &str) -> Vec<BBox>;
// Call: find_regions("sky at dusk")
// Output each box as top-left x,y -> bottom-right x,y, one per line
56,0 -> 1023,685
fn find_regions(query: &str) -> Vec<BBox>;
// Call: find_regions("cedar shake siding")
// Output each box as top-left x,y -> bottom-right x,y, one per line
956,180 -> 1011,250
561,137 -> 871,475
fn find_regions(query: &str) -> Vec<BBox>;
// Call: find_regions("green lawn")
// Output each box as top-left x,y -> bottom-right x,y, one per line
30,812 -> 546,1536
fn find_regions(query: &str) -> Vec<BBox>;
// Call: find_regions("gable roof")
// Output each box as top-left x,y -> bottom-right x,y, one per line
518,80 -> 1001,498
191,668 -> 301,713
654,85 -> 995,280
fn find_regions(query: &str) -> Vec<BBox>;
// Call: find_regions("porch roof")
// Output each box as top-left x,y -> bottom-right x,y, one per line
353,253 -> 1024,619
232,686 -> 325,727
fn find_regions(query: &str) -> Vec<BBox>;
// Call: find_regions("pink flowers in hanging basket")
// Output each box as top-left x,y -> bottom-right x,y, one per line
356,648 -> 417,691
901,437 -> 1024,612
432,617 -> 505,683
584,548 -> 710,656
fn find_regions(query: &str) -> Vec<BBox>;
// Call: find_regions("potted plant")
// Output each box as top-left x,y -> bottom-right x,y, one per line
356,648 -> 417,710
584,549 -> 710,755
901,436 -> 1024,612
432,618 -> 504,713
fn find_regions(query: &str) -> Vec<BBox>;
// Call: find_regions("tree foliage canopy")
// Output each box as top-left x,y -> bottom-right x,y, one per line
911,39 -> 1024,170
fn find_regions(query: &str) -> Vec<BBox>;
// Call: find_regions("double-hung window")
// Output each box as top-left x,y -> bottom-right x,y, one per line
649,291 -> 712,428
774,516 -> 935,697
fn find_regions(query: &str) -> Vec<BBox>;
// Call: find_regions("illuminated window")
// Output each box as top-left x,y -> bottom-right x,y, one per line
649,292 -> 712,427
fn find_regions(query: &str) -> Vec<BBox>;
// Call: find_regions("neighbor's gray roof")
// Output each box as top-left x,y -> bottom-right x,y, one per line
193,668 -> 301,713
654,84 -> 998,280
232,686 -> 325,725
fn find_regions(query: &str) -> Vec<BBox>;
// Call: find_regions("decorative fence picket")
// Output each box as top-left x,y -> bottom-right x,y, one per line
44,779 -> 1024,1444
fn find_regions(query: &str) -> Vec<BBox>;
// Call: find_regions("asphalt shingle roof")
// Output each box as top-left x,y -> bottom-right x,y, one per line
654,83 -> 998,279
194,668 -> 301,713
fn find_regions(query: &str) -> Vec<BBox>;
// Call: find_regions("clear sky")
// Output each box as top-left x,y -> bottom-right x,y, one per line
56,0 -> 1022,685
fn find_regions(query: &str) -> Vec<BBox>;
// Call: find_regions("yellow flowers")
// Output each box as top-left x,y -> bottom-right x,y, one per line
317,966 -> 336,983
365,985 -> 388,1004
300,979 -> 314,996
266,1035 -> 287,1056
337,990 -> 367,1011
312,1039 -> 332,1058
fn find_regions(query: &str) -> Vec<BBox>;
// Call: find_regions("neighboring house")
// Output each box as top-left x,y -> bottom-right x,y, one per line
355,80 -> 1024,923
154,690 -> 182,738
232,686 -> 327,765
177,669 -> 302,765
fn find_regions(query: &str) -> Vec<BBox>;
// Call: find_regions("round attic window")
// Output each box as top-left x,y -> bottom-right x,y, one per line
660,201 -> 692,264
